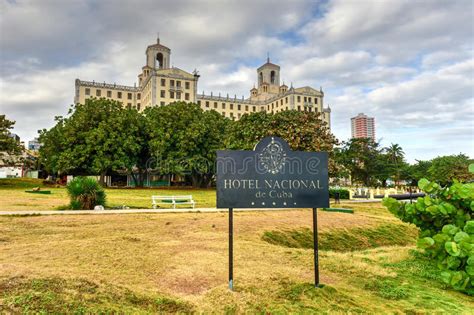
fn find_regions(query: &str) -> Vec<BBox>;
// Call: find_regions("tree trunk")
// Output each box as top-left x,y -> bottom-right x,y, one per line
99,171 -> 106,187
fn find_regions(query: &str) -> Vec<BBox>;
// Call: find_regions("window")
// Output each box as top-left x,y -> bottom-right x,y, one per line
185,82 -> 190,89
238,113 -> 241,119
309,107 -> 312,112
185,93 -> 189,100
107,90 -> 112,97
238,104 -> 241,110
85,88 -> 90,95
156,53 -> 164,68
137,93 -> 141,100
127,103 -> 131,109
272,103 -> 274,109
253,106 -> 256,112
222,103 -> 226,109
205,101 -> 209,107
304,97 -> 307,102
170,91 -> 174,98
315,98 -> 318,104
160,101 -> 165,106
160,90 -> 165,97
309,97 -> 312,103
298,106 -> 301,111
230,113 -> 234,118
197,100 -> 201,106
222,112 -> 226,116
96,89 -> 101,97
285,97 -> 288,104
259,72 -> 263,85
137,103 -> 141,111
117,92 -> 122,99
170,80 -> 175,87
280,99 -> 283,105
245,105 -> 248,111
128,93 -> 132,100
161,79 -> 166,86
270,70 -> 276,84
177,81 -> 181,88
297,96 -> 300,102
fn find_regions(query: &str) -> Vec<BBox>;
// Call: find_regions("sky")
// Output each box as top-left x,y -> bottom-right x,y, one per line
0,0 -> 473,163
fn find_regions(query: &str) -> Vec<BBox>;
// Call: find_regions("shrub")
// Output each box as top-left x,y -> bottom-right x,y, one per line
329,188 -> 349,199
383,178 -> 474,294
66,177 -> 106,210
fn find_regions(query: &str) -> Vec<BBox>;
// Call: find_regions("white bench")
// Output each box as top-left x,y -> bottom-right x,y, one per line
152,195 -> 195,209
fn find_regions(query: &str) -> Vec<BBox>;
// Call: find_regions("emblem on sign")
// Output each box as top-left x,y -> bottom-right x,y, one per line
258,137 -> 287,174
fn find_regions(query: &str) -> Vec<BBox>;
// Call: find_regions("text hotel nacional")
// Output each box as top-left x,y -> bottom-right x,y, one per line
74,37 -> 331,127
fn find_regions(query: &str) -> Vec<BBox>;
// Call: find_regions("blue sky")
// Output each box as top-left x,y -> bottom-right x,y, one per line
0,0 -> 473,162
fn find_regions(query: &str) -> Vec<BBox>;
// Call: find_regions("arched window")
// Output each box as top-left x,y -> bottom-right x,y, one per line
259,72 -> 263,85
270,71 -> 276,84
156,53 -> 164,68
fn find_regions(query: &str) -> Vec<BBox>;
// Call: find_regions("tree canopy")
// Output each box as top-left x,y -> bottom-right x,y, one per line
0,115 -> 23,164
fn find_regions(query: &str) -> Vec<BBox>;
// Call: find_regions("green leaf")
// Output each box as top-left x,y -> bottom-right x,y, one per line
450,271 -> 464,286
440,271 -> 451,284
442,224 -> 459,236
418,178 -> 429,191
467,265 -> 474,276
463,221 -> 474,234
469,163 -> 474,174
447,256 -> 462,269
445,242 -> 461,257
467,256 -> 474,265
454,231 -> 470,243
417,237 -> 435,249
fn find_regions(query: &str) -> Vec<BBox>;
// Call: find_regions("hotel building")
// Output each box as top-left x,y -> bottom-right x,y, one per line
75,37 -> 331,127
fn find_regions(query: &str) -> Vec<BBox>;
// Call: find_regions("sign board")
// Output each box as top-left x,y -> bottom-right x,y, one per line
217,136 -> 329,209
216,136 -> 330,290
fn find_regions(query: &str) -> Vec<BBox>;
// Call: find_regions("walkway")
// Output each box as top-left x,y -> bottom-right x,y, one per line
0,207 -> 296,216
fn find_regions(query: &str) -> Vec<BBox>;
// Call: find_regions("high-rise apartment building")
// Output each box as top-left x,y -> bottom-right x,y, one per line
351,113 -> 375,140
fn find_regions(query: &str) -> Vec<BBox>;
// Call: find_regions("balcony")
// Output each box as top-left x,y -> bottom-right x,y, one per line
169,85 -> 183,92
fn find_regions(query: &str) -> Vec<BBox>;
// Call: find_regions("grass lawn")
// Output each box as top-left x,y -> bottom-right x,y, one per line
1,201 -> 473,313
0,178 -> 216,210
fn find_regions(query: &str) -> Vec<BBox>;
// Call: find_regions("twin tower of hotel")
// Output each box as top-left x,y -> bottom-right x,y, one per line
75,37 -> 331,127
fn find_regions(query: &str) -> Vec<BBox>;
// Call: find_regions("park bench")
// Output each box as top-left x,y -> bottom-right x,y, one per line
151,195 -> 195,209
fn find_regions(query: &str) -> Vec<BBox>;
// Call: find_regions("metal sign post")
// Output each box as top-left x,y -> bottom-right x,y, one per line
217,136 -> 329,290
229,207 -> 233,290
313,207 -> 319,287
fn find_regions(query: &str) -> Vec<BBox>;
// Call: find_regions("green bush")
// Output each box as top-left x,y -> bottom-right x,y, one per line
383,178 -> 474,294
66,177 -> 106,210
329,188 -> 349,199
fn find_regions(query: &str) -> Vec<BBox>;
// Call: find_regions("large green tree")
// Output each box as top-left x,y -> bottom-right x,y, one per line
337,138 -> 383,186
428,154 -> 473,186
226,110 -> 339,175
0,115 -> 23,164
145,102 -> 229,187
39,98 -> 148,185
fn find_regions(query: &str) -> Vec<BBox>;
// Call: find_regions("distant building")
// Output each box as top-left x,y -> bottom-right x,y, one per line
351,113 -> 375,140
28,138 -> 42,151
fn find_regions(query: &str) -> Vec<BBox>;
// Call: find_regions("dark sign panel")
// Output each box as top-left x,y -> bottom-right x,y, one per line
217,136 -> 329,209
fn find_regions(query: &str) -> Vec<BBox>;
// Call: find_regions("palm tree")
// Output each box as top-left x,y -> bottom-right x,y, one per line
385,144 -> 405,185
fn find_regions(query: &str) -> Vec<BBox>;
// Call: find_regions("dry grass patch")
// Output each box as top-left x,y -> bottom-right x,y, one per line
1,207 -> 473,313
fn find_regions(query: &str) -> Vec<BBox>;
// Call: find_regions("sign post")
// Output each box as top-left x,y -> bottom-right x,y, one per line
217,136 -> 329,290
313,207 -> 319,287
229,207 -> 233,290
